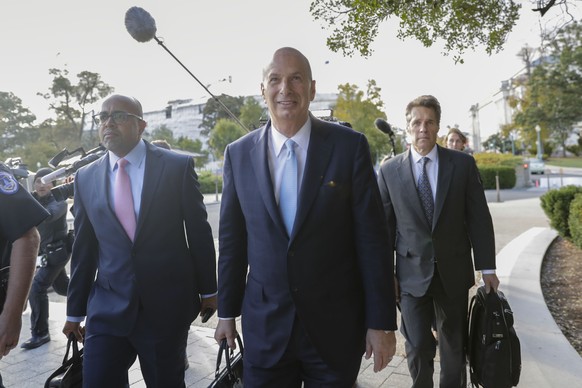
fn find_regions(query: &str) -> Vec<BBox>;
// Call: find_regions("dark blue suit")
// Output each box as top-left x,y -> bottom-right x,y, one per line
218,117 -> 397,384
67,141 -> 216,387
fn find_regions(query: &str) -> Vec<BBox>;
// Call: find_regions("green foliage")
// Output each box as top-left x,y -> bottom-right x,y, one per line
309,0 -> 521,63
569,193 -> 582,249
201,95 -> 245,135
239,97 -> 264,130
540,185 -> 582,238
333,80 -> 392,162
208,119 -> 247,160
513,21 -> 582,157
37,67 -> 113,140
473,153 -> 522,167
0,92 -> 37,159
197,170 -> 223,194
477,166 -> 516,189
547,157 -> 582,168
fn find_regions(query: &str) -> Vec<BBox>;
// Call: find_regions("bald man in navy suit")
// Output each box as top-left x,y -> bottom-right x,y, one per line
63,94 -> 216,388
214,47 -> 397,387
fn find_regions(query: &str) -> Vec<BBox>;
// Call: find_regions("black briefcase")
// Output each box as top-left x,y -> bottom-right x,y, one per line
208,336 -> 244,388
44,333 -> 83,388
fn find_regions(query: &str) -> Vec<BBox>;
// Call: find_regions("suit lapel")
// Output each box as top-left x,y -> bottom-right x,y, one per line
135,144 -> 164,241
434,146 -> 453,225
250,126 -> 286,236
292,120 -> 332,240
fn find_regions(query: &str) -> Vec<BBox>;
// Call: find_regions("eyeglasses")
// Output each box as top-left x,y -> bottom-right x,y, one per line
93,111 -> 143,125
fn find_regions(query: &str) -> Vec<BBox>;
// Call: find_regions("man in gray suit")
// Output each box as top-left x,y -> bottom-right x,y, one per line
377,95 -> 499,387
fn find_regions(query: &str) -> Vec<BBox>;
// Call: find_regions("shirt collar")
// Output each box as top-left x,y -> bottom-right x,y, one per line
108,139 -> 146,170
271,118 -> 312,157
410,144 -> 438,165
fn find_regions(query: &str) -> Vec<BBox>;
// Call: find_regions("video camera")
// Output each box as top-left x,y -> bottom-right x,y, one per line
4,157 -> 33,191
44,145 -> 106,201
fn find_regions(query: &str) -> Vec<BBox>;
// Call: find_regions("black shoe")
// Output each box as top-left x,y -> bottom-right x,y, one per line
20,334 -> 50,350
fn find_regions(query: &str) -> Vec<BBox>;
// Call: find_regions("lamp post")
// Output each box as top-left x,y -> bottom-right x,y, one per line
535,125 -> 543,160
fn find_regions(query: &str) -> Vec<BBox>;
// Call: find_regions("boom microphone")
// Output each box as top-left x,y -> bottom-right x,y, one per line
374,118 -> 394,137
125,7 -> 157,42
124,7 -> 249,132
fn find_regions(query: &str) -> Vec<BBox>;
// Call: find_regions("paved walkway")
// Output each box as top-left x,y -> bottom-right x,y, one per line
2,189 -> 582,387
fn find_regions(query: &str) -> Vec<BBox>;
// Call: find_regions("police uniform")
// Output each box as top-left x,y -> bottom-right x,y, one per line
0,163 -> 48,387
22,167 -> 70,350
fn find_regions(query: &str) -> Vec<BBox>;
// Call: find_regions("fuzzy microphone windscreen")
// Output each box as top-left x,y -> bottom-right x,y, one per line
125,6 -> 157,43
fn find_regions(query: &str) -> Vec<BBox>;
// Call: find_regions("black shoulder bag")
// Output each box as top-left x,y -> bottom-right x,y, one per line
44,333 -> 83,388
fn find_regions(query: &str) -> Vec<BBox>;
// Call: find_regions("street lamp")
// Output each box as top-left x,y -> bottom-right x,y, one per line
535,125 -> 543,160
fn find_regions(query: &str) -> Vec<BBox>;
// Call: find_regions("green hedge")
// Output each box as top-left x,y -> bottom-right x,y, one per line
477,166 -> 516,189
197,171 -> 223,194
540,185 -> 582,238
568,194 -> 582,249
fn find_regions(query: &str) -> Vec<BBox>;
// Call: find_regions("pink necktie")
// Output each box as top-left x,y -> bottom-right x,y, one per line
114,158 -> 136,241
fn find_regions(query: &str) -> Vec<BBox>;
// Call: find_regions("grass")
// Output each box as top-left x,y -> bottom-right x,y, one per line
547,157 -> 582,168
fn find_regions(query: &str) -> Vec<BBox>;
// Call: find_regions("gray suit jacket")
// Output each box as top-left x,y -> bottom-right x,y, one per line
377,145 -> 495,299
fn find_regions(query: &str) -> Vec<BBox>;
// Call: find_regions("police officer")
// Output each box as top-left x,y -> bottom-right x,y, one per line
0,163 -> 48,387
21,168 -> 70,350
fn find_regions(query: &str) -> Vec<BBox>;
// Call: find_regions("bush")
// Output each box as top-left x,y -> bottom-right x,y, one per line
540,185 -> 582,238
473,153 -> 522,167
197,170 -> 223,194
568,194 -> 582,249
477,166 -> 516,189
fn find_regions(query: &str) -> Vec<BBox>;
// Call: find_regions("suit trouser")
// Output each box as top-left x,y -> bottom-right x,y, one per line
83,312 -> 188,388
244,315 -> 359,388
400,268 -> 468,388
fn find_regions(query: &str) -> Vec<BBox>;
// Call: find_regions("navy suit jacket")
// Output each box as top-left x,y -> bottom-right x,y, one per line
217,117 -> 396,372
67,141 -> 216,336
377,146 -> 495,299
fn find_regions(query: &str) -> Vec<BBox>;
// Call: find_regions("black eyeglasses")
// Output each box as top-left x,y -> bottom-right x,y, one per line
93,111 -> 143,125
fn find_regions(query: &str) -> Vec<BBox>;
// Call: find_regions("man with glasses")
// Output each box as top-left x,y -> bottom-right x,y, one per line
62,94 -> 217,387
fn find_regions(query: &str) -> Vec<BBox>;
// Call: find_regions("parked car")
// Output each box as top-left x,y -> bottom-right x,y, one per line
527,158 -> 546,174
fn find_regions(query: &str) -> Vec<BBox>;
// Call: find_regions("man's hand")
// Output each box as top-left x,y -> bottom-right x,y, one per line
214,319 -> 238,350
199,295 -> 217,322
62,321 -> 84,342
365,329 -> 397,372
483,273 -> 500,294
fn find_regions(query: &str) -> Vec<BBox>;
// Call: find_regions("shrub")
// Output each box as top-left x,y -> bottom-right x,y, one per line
540,185 -> 582,238
568,194 -> 582,249
473,153 -> 522,167
477,166 -> 516,189
197,170 -> 223,194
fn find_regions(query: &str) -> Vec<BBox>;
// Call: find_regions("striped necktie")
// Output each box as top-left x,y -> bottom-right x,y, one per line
417,156 -> 434,227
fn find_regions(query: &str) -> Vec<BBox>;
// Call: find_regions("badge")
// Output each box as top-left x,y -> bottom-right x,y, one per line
0,171 -> 19,195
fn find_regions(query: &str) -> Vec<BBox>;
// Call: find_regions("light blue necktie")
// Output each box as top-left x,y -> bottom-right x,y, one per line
417,156 -> 434,227
279,139 -> 298,235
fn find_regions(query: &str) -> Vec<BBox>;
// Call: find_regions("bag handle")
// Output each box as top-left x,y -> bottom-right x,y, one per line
214,335 -> 244,377
44,333 -> 83,388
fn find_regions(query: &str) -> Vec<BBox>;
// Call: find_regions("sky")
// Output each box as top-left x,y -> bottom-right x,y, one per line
0,0 -> 577,144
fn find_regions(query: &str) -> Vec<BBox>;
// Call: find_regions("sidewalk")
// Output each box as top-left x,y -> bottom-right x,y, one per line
3,190 -> 582,387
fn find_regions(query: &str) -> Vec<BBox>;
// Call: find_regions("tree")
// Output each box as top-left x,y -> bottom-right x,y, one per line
200,94 -> 245,135
513,21 -> 582,156
37,68 -> 113,141
310,0 -> 521,63
0,91 -> 37,159
208,119 -> 246,160
239,97 -> 264,130
333,80 -> 392,162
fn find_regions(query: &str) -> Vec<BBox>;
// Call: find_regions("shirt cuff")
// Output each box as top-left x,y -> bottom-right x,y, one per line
481,269 -> 496,275
67,316 -> 85,323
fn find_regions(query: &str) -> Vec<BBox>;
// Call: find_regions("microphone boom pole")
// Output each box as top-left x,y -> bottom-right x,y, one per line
152,36 -> 249,132
125,6 -> 249,132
